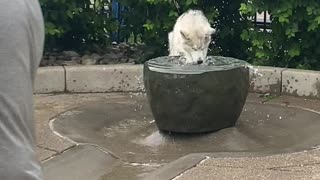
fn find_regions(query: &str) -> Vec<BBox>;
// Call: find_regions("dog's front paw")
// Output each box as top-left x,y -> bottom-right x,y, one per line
178,56 -> 187,65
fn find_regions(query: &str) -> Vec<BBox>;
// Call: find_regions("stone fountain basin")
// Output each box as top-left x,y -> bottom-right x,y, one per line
143,56 -> 250,133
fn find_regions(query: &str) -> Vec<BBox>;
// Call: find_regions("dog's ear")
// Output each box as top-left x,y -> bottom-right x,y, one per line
180,30 -> 190,40
208,27 -> 216,35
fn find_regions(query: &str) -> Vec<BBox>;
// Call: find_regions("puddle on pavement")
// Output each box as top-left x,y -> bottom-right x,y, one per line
53,95 -> 320,179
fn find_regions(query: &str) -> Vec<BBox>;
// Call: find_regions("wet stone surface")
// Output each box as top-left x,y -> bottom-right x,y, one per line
144,56 -> 249,133
52,94 -> 320,179
145,56 -> 251,74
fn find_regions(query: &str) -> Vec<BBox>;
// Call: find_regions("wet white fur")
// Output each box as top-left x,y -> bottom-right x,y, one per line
168,9 -> 216,64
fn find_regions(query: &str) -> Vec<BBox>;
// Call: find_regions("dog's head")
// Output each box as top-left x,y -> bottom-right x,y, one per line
180,27 -> 216,64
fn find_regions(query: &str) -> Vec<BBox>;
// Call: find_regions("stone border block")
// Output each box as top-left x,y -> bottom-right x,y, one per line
282,69 -> 320,98
43,145 -> 119,180
249,66 -> 285,95
65,64 -> 144,93
143,154 -> 207,180
33,64 -> 320,100
34,66 -> 65,94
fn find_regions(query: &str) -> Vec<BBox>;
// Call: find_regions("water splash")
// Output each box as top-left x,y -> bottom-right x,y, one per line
245,64 -> 263,77
146,56 -> 263,77
134,74 -> 146,92
129,92 -> 147,98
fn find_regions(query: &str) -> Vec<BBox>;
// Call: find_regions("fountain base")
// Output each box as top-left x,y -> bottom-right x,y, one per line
143,56 -> 250,133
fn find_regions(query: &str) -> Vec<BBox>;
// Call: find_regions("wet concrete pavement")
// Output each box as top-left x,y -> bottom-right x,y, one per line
34,93 -> 131,162
34,93 -> 320,180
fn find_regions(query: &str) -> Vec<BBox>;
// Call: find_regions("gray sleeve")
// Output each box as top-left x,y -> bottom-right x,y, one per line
0,0 -> 44,179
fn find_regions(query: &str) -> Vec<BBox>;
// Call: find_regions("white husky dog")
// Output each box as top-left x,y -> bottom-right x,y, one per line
168,9 -> 216,64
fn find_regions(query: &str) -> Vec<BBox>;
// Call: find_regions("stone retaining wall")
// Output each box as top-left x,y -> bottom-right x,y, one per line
34,65 -> 320,99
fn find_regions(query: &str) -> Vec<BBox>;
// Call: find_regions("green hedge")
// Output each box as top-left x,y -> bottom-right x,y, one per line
40,0 -> 320,69
39,0 -> 118,51
240,0 -> 320,70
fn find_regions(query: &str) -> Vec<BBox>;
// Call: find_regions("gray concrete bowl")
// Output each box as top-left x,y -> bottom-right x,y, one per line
143,56 -> 250,133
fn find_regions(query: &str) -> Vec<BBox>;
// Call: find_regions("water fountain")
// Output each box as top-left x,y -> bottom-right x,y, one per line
50,56 -> 320,180
143,56 -> 250,133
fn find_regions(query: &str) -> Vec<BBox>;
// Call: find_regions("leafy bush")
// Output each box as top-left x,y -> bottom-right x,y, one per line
240,0 -> 320,70
39,0 -> 320,69
40,0 -> 118,51
118,0 -> 249,63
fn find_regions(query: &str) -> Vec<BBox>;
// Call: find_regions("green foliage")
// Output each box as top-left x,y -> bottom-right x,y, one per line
40,0 -> 320,69
240,0 -> 320,70
40,0 -> 118,51
118,0 -> 249,63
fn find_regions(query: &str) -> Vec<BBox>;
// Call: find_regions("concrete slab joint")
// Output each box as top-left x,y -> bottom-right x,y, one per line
43,145 -> 118,180
282,69 -> 320,98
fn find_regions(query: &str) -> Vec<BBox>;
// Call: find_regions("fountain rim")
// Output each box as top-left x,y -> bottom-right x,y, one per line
145,56 -> 250,75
